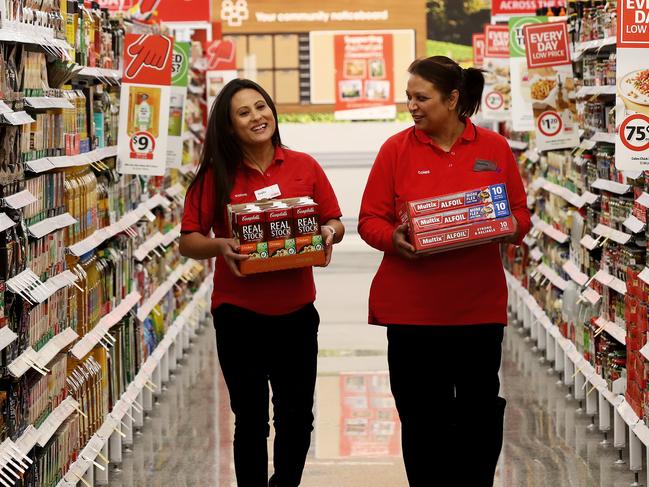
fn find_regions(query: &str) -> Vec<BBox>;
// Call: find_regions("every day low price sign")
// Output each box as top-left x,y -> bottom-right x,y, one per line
166,42 -> 190,169
118,33 -> 174,176
615,0 -> 649,170
509,16 -> 547,131
523,21 -> 579,151
482,25 -> 511,121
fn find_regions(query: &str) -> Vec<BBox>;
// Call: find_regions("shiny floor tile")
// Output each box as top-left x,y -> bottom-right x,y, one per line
106,252 -> 647,486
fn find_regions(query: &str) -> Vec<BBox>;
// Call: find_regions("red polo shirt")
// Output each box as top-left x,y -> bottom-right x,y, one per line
358,120 -> 531,326
182,146 -> 342,315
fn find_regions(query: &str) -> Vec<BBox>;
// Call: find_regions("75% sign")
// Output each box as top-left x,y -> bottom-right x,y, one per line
620,114 -> 649,152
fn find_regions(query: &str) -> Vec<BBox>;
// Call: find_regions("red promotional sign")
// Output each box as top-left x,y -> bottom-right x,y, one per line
618,0 -> 649,48
484,25 -> 510,58
204,39 -> 237,70
155,0 -> 211,22
491,0 -> 565,17
523,22 -> 571,68
334,33 -> 395,113
98,0 -> 210,21
122,34 -> 174,85
472,33 -> 486,68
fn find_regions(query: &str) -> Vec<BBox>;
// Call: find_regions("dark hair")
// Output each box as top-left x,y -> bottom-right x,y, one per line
188,78 -> 282,222
408,56 -> 484,118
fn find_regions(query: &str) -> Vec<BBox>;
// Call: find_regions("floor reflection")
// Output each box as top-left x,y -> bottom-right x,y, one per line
105,252 -> 649,487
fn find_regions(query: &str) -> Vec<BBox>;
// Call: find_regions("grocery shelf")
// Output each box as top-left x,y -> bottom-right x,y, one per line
594,316 -> 626,345
590,178 -> 631,195
593,269 -> 627,295
506,139 -> 528,150
531,215 -> 570,244
133,232 -> 165,261
57,278 -> 212,487
8,327 -> 79,378
3,189 -> 38,209
592,223 -> 632,245
576,85 -> 616,98
562,261 -> 589,286
74,67 -> 121,82
0,22 -> 72,55
0,326 -> 18,354
1,111 -> 35,125
136,261 -> 197,322
534,177 -> 585,208
26,146 -> 118,173
37,397 -> 80,448
591,131 -> 616,144
623,215 -> 646,234
534,263 -> 569,291
573,36 -> 617,56
27,213 -> 77,239
24,97 -> 74,110
0,213 -> 17,233
70,291 -> 141,360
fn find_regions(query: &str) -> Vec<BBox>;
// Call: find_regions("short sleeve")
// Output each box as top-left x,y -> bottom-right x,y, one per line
311,158 -> 342,222
181,168 -> 216,236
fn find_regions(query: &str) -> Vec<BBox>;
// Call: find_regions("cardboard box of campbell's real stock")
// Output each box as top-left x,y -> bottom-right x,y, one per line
227,197 -> 325,275
399,184 -> 515,254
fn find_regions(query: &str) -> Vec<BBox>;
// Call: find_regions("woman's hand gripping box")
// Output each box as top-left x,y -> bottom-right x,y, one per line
398,184 -> 515,254
227,197 -> 326,274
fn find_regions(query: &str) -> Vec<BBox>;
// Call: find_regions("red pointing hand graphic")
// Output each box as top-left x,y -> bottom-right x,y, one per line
206,40 -> 235,70
125,34 -> 172,80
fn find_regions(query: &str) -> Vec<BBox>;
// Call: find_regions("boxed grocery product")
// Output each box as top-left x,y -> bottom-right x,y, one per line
400,184 -> 515,254
400,183 -> 508,220
227,197 -> 325,275
411,216 -> 516,254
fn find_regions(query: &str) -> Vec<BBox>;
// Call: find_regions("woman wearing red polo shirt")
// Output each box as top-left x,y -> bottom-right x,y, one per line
358,56 -> 531,486
180,79 -> 344,487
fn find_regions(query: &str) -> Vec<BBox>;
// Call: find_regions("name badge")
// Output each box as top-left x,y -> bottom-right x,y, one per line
254,184 -> 282,201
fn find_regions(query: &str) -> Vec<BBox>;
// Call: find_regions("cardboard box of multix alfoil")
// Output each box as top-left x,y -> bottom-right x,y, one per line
399,184 -> 514,254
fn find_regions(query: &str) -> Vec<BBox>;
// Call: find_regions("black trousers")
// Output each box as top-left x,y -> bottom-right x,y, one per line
212,303 -> 320,487
387,324 -> 506,487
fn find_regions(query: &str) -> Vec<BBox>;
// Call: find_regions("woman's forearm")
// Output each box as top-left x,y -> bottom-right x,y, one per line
179,232 -> 221,259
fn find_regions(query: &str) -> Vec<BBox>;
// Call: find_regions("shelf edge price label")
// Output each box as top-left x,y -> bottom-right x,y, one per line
129,132 -> 156,160
537,110 -> 563,137
620,114 -> 649,152
485,91 -> 505,110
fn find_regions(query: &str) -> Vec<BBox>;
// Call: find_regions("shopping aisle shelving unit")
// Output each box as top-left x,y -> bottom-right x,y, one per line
0,6 -> 212,487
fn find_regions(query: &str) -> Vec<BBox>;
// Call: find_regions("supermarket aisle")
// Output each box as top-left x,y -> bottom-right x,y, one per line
106,250 -> 644,487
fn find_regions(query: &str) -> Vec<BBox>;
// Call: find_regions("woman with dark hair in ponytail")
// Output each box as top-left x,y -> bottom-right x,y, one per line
179,78 -> 344,487
358,56 -> 530,486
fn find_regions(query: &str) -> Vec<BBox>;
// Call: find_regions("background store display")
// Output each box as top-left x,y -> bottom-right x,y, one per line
0,4 -> 212,487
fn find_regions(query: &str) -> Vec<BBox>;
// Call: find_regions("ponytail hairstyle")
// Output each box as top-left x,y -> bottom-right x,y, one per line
408,56 -> 485,118
187,78 -> 282,225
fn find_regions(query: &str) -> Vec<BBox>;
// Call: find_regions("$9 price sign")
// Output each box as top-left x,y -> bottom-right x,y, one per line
130,131 -> 156,158
620,114 -> 649,152
537,110 -> 563,137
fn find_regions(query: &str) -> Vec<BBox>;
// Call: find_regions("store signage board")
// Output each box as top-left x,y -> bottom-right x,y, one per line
482,25 -> 511,122
98,0 -> 210,21
615,1 -> 649,170
472,33 -> 485,69
509,16 -> 547,131
491,0 -> 565,20
118,33 -> 174,176
167,42 -> 190,170
523,21 -> 579,151
205,39 -> 238,112
333,33 -> 396,121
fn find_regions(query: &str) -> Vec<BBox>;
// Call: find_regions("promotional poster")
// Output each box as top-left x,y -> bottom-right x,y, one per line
615,1 -> 649,170
205,39 -> 238,112
523,21 -> 579,150
118,33 -> 174,176
482,25 -> 511,121
509,16 -> 547,132
167,42 -> 190,169
333,33 -> 396,121
472,33 -> 485,68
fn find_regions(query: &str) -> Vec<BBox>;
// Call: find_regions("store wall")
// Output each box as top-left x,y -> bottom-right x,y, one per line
215,0 -> 427,111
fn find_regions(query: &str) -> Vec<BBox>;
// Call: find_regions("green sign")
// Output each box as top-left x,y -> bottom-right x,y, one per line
509,16 -> 547,58
171,42 -> 190,87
